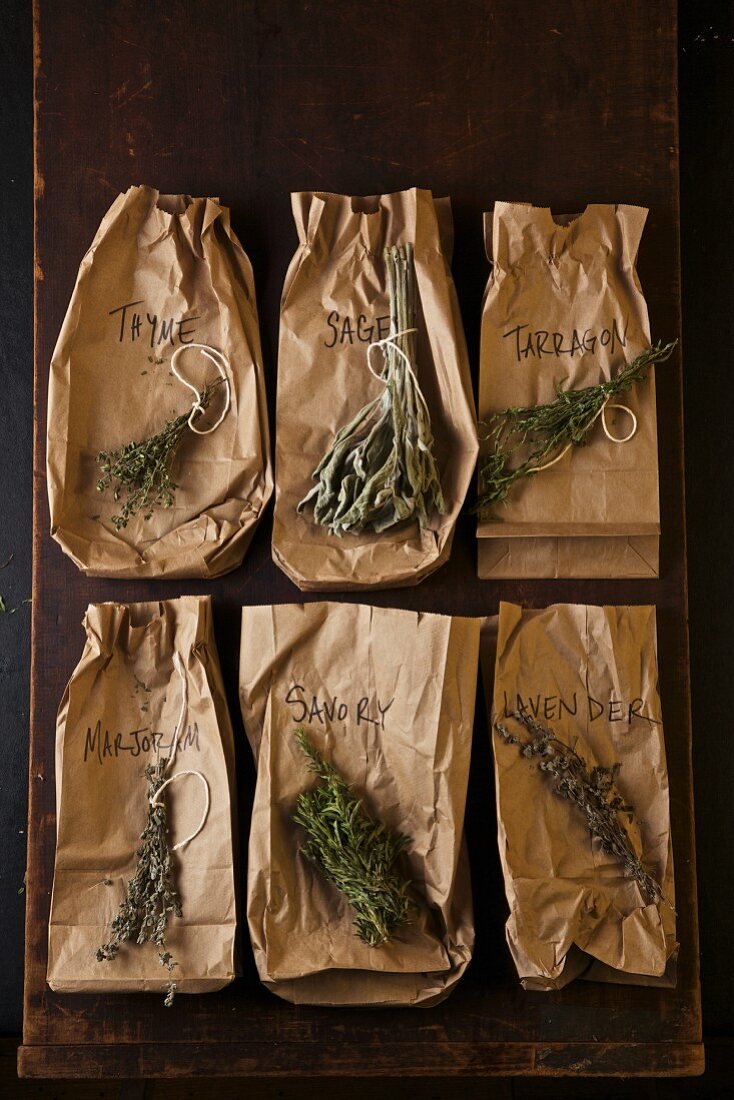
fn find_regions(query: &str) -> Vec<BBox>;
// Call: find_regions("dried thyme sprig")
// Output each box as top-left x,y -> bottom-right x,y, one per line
495,711 -> 663,905
475,340 -> 677,516
96,379 -> 223,530
293,728 -> 415,946
96,758 -> 182,1005
297,243 -> 446,535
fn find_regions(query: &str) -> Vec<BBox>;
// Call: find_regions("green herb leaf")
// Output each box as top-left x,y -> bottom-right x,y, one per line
96,378 -> 223,530
293,728 -> 415,946
298,244 -> 446,535
495,711 -> 664,905
475,341 -> 677,515
96,758 -> 182,1005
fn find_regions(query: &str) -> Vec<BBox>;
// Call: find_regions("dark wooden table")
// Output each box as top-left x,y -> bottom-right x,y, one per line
21,0 -> 702,1079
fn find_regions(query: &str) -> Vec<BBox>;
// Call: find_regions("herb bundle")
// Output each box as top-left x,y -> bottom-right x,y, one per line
96,759 -> 182,1005
96,379 -> 222,530
475,340 -> 677,516
297,243 -> 446,535
293,728 -> 415,946
495,711 -> 663,905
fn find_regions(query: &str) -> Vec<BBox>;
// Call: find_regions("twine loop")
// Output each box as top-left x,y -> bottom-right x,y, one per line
170,342 -> 231,435
530,396 -> 638,476
366,326 -> 432,452
366,327 -> 419,384
149,652 -> 210,852
601,401 -> 638,443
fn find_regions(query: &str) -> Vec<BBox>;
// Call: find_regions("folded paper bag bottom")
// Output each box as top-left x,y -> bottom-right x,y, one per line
478,533 -> 659,579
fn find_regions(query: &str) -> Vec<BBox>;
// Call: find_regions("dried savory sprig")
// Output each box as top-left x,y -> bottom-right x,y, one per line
475,340 -> 677,515
297,243 -> 446,535
495,711 -> 663,905
96,379 -> 223,530
293,728 -> 415,946
96,759 -> 181,1005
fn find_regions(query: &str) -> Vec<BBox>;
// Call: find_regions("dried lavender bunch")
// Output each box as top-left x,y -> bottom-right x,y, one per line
475,340 -> 677,516
96,759 -> 181,1006
297,244 -> 446,535
495,711 -> 663,905
293,728 -> 415,946
96,379 -> 222,530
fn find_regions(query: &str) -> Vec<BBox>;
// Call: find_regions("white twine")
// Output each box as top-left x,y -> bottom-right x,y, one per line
366,327 -> 419,384
529,396 -> 638,476
149,652 -> 210,852
170,342 -> 231,435
366,326 -> 433,453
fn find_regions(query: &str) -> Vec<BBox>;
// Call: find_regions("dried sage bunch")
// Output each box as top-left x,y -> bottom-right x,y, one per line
297,243 -> 446,535
475,340 -> 677,516
293,728 -> 415,946
96,759 -> 182,1006
96,379 -> 222,530
495,711 -> 663,905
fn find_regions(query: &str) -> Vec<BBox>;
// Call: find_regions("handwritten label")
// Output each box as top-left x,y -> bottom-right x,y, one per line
82,720 -> 201,765
501,691 -> 659,726
285,684 -> 394,730
109,299 -> 200,348
503,316 -> 628,362
324,310 -> 391,349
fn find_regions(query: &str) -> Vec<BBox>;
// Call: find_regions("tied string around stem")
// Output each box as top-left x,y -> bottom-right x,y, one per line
96,653 -> 210,1006
474,340 -> 677,515
96,342 -> 232,530
149,652 -> 210,852
365,326 -> 434,457
530,398 -> 638,474
170,343 -> 231,436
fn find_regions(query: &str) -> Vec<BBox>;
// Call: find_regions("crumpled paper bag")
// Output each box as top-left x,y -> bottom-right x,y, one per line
477,202 -> 661,578
47,595 -> 237,994
272,188 -> 478,591
47,184 -> 272,578
239,600 -> 479,1006
481,602 -> 677,990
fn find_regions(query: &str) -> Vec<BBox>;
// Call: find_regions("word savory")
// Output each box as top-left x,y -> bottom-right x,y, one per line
109,299 -> 200,348
500,691 -> 660,726
503,316 -> 628,362
285,685 -> 394,730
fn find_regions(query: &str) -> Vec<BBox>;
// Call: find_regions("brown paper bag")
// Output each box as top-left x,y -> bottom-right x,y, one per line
47,595 -> 238,994
239,600 -> 479,1006
481,602 -> 676,990
272,188 -> 478,591
477,202 -> 660,578
47,185 -> 272,578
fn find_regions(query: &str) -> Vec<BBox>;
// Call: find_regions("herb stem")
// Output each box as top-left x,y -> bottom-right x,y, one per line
293,728 -> 415,946
495,711 -> 664,905
298,244 -> 445,535
476,341 -> 677,515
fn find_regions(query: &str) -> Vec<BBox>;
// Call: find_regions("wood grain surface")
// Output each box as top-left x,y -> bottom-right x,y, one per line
22,0 -> 702,1079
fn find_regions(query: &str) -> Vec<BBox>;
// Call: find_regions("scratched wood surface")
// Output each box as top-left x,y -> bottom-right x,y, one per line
22,0 -> 702,1079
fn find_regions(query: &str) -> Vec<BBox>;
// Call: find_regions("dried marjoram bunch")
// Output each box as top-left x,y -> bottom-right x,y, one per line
297,243 -> 446,535
293,728 -> 415,946
96,379 -> 222,530
495,711 -> 663,905
475,340 -> 677,516
96,759 -> 181,1006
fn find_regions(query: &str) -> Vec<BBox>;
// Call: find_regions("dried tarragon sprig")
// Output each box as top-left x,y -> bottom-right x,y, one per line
96,379 -> 222,530
293,728 -> 415,946
475,340 -> 677,516
297,244 -> 446,535
96,759 -> 181,1006
495,711 -> 663,905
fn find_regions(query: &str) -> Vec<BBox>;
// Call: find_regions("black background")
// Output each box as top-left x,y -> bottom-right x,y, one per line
0,0 -> 732,1090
